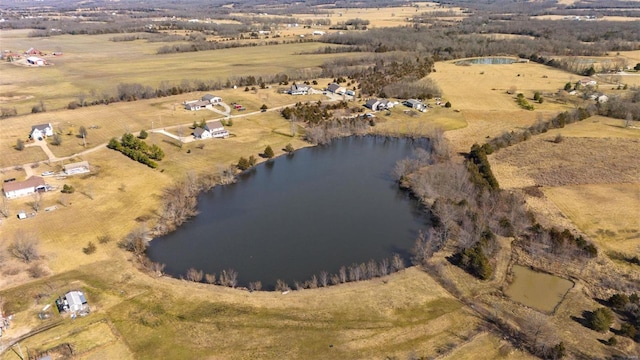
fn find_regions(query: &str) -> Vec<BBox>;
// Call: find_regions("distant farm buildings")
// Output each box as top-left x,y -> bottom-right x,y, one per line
26,56 -> 46,66
184,94 -> 222,111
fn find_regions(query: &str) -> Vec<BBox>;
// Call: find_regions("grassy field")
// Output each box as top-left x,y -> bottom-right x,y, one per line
489,116 -> 640,255
0,30 -> 363,113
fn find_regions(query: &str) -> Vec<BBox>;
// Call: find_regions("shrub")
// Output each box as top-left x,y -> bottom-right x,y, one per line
97,234 -> 112,244
589,307 -> 614,333
606,336 -> 617,346
61,184 -> 75,194
15,139 -> 24,151
554,134 -> 564,143
444,101 -> 451,108
237,157 -> 251,170
620,323 -> 637,339
609,293 -> 630,309
284,143 -> 294,153
51,133 -> 63,146
138,129 -> 148,139
83,241 -> 97,255
27,263 -> 47,278
264,145 -> 275,158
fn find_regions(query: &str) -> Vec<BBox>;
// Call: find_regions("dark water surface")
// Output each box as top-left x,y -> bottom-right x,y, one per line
147,136 -> 430,288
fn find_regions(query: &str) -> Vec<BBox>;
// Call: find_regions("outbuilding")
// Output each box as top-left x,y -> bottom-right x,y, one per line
63,161 -> 90,175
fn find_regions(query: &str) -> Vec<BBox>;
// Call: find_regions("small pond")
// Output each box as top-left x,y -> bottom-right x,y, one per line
147,136 -> 430,289
505,265 -> 574,313
455,57 -> 517,65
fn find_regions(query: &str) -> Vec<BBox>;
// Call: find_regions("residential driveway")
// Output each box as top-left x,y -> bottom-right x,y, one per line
208,102 -> 231,117
151,129 -> 195,144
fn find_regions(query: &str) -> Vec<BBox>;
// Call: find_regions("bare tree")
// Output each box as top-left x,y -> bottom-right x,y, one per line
205,273 -> 216,284
391,253 -> 405,272
275,279 -> 290,292
338,266 -> 347,283
625,111 -> 633,128
186,268 -> 204,282
226,268 -> 238,288
319,271 -> 329,287
151,262 -> 166,276
379,258 -> 390,276
248,281 -> 262,291
367,259 -> 378,278
9,230 -> 40,263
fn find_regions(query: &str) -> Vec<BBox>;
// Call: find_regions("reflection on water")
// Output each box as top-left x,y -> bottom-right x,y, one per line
148,136 -> 430,288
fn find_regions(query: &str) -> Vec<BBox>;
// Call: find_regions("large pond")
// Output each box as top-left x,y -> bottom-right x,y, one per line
147,136 -> 430,289
504,265 -> 574,313
455,57 -> 517,65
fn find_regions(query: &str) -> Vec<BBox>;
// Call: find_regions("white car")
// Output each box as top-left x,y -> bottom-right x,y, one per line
41,171 -> 55,176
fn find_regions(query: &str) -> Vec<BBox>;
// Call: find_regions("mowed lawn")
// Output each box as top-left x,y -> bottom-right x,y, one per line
0,30 -> 363,113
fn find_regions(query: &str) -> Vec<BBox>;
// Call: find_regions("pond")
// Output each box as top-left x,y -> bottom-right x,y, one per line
504,265 -> 574,313
455,57 -> 517,65
147,136 -> 430,289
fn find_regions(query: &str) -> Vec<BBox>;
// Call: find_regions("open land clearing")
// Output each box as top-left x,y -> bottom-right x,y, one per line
1,12 -> 639,358
0,31 -> 363,113
489,117 -> 640,255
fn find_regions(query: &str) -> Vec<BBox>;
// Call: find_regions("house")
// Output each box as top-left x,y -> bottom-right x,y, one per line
193,127 -> 211,139
202,94 -> 222,104
30,123 -> 54,139
326,83 -> 346,95
403,99 -> 426,111
55,290 -> 89,315
579,78 -> 597,87
312,30 -> 325,36
184,100 -> 211,111
205,120 -> 229,138
365,98 -> 393,111
26,56 -> 46,66
287,84 -> 311,95
63,161 -> 90,175
3,176 -> 45,199
25,47 -> 42,55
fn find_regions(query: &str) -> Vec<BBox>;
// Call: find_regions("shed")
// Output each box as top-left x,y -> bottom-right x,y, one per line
63,161 -> 90,175
56,290 -> 89,314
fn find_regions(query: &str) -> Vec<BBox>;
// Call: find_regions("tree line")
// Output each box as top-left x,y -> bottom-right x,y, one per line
107,133 -> 165,168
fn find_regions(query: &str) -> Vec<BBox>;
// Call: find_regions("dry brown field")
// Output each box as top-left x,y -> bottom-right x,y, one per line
489,117 -> 640,255
0,30 -> 363,113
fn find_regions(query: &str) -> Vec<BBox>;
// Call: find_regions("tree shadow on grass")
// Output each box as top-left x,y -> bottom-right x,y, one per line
570,310 -> 592,329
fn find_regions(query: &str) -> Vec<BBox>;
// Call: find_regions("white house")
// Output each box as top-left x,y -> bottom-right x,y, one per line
365,98 -> 393,111
30,123 -> 54,139
403,99 -> 426,111
56,290 -> 89,314
193,127 -> 212,139
184,100 -> 212,111
194,120 -> 229,139
597,94 -> 609,103
63,161 -> 90,175
3,176 -> 45,199
287,84 -> 311,95
26,56 -> 46,66
579,78 -> 597,87
312,30 -> 325,36
202,94 -> 222,104
205,120 -> 229,138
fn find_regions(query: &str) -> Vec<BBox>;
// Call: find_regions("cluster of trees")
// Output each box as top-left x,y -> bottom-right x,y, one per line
606,293 -> 640,342
305,118 -> 370,145
156,38 -> 313,54
521,225 -> 598,261
107,133 -> 164,168
516,93 -> 535,111
280,100 -> 348,124
180,254 -> 406,292
467,144 -> 500,191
